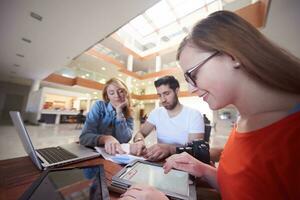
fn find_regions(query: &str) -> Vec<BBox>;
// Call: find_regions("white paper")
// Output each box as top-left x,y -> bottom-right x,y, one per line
95,143 -> 145,164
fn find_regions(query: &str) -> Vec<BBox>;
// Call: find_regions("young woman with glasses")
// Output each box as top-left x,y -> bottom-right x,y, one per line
120,11 -> 300,200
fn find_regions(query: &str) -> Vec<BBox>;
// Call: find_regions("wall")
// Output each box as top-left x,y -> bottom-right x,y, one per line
261,0 -> 300,58
0,81 -> 30,123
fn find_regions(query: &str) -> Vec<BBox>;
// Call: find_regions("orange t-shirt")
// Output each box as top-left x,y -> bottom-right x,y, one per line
218,111 -> 300,200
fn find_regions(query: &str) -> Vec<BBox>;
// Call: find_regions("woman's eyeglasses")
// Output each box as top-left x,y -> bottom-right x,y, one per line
184,51 -> 220,87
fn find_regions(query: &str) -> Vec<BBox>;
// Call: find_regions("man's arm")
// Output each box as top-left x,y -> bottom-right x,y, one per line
133,121 -> 155,142
130,121 -> 155,156
188,133 -> 204,142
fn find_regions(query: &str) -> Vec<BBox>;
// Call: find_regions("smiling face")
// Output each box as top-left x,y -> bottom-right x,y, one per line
179,45 -> 240,110
106,83 -> 127,107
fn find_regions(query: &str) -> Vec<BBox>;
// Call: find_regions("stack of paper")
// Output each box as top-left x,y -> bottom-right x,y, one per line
95,144 -> 145,164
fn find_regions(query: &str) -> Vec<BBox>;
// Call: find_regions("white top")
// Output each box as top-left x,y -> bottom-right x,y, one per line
147,106 -> 204,145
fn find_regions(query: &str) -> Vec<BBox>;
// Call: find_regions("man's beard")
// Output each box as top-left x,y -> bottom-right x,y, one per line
163,97 -> 178,110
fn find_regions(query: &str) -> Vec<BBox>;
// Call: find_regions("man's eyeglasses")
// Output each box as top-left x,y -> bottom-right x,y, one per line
184,51 -> 220,87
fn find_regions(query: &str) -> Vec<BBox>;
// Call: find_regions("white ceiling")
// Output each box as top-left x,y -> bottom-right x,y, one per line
1,0 -> 300,89
0,0 -> 160,84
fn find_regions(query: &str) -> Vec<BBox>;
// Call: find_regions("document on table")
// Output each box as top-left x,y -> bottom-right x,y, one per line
95,143 -> 146,164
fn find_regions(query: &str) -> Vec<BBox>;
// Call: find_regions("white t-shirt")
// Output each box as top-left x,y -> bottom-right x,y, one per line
147,106 -> 204,145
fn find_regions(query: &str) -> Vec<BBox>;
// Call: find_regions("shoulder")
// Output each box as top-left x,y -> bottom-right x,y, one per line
183,105 -> 202,116
149,107 -> 165,116
91,100 -> 108,111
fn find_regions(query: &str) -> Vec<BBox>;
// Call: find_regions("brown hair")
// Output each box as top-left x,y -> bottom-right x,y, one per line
177,10 -> 300,94
102,78 -> 132,118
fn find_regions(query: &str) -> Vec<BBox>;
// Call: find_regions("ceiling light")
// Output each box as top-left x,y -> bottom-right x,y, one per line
22,38 -> 32,43
30,12 -> 43,21
16,54 -> 24,58
118,74 -> 123,77
81,75 -> 86,78
142,82 -> 145,85
86,73 -> 90,77
93,92 -> 98,95
101,67 -> 106,70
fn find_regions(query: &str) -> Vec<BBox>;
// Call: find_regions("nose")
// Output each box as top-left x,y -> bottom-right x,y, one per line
160,96 -> 166,103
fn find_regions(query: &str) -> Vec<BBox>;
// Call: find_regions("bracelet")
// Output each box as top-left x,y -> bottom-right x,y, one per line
134,137 -> 143,142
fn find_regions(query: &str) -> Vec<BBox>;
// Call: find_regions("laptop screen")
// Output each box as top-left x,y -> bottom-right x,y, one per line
9,111 -> 43,170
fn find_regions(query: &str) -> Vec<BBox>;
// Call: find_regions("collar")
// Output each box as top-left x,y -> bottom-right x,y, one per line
288,103 -> 300,115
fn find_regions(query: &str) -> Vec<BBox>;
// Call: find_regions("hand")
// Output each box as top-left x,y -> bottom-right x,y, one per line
163,152 -> 209,177
116,100 -> 128,114
103,136 -> 125,155
143,144 -> 172,161
130,141 -> 146,156
119,184 -> 168,200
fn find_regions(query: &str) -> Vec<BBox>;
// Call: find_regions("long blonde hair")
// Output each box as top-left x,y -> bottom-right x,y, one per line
102,78 -> 132,118
177,11 -> 300,94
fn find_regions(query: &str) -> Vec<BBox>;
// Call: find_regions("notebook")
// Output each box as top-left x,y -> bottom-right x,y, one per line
9,111 -> 100,170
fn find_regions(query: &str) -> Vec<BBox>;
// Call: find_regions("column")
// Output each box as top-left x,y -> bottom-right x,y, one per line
155,55 -> 161,72
127,54 -> 133,71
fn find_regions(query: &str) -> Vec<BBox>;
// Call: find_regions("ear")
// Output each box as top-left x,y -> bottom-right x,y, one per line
227,53 -> 241,69
175,87 -> 180,94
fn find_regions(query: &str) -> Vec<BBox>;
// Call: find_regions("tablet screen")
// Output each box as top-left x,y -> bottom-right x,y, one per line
25,166 -> 109,200
120,162 -> 189,197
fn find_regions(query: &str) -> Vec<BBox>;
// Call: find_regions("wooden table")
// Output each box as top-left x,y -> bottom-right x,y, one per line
0,156 -> 123,200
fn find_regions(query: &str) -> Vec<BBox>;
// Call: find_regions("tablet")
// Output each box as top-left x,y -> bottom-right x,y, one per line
20,165 -> 109,200
112,160 -> 196,200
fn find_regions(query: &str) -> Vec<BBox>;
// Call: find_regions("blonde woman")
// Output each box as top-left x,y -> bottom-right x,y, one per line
121,11 -> 300,200
80,78 -> 133,155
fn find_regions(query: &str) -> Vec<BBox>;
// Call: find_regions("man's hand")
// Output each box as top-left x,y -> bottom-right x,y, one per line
101,135 -> 125,155
119,184 -> 168,200
130,141 -> 146,156
143,144 -> 173,161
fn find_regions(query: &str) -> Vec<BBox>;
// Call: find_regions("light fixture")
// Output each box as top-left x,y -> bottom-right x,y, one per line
101,67 -> 106,70
16,54 -> 24,58
22,38 -> 32,43
30,12 -> 43,21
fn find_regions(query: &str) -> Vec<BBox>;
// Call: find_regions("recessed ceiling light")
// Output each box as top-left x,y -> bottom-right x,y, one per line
16,54 -> 24,58
86,73 -> 90,77
30,12 -> 43,21
22,38 -> 31,43
101,67 -> 106,70
118,74 -> 122,77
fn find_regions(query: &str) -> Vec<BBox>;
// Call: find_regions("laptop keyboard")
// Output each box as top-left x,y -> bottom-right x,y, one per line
37,147 -> 78,164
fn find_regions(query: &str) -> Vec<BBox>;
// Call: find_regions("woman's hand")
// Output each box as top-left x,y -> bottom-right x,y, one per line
119,184 -> 168,200
116,100 -> 128,114
101,135 -> 125,155
163,152 -> 209,177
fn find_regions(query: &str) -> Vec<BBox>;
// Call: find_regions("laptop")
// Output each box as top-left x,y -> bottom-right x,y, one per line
9,111 -> 100,170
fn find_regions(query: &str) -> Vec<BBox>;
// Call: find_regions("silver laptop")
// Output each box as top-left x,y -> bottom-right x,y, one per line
9,111 -> 100,170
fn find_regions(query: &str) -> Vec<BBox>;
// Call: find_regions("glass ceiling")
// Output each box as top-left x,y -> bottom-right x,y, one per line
113,0 -> 257,57
115,0 -> 221,57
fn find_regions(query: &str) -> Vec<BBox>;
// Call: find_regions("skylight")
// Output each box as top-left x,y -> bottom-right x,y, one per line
115,0 -> 223,57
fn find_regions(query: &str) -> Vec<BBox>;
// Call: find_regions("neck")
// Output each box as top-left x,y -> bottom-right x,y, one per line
166,103 -> 182,117
233,79 -> 300,132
